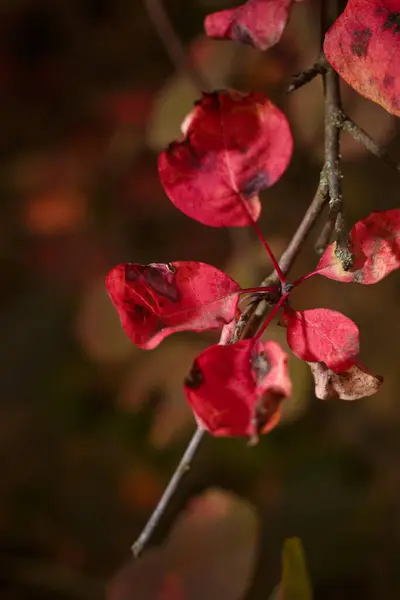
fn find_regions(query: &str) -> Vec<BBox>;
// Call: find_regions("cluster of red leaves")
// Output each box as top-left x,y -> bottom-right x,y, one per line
106,0 -> 400,441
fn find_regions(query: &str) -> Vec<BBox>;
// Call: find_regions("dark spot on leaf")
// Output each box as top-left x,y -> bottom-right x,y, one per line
125,264 -> 139,281
184,360 -> 204,389
382,12 -> 400,33
133,304 -> 151,317
143,265 -> 181,302
241,172 -> 269,197
179,135 -> 207,169
232,23 -> 256,47
368,75 -> 379,88
383,75 -> 395,88
198,92 -> 221,112
351,28 -> 372,57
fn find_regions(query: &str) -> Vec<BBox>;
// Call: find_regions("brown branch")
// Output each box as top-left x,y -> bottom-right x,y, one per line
319,1 -> 353,271
144,0 -> 209,91
339,113 -> 400,172
323,68 -> 353,269
286,52 -> 328,93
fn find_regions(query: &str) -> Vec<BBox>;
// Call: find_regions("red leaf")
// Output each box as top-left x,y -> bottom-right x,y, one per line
158,90 -> 293,227
316,209 -> 400,285
205,0 -> 303,52
184,339 -> 292,437
324,0 -> 400,116
106,262 -> 240,349
308,362 -> 383,401
284,307 -> 359,372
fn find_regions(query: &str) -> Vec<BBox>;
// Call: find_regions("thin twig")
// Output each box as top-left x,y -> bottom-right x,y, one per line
144,0 -> 209,91
132,425 -> 205,557
286,52 -> 328,93
339,113 -> 400,172
320,1 -> 353,270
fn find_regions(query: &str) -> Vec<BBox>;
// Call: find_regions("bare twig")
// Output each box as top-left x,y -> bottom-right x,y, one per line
286,52 -> 328,93
340,113 -> 400,172
132,425 -> 206,557
144,0 -> 209,91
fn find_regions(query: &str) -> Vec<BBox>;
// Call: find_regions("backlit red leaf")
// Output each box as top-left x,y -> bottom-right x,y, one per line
284,307 -> 359,372
158,90 -> 293,227
204,0 -> 303,52
316,209 -> 400,284
308,362 -> 383,401
324,0 -> 400,116
106,262 -> 240,349
184,339 -> 292,437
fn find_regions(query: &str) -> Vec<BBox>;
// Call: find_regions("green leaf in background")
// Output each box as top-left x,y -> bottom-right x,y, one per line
270,537 -> 313,600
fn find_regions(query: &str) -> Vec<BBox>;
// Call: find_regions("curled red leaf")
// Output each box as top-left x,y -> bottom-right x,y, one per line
184,339 -> 292,438
158,90 -> 293,227
106,262 -> 240,349
205,0 -> 303,52
308,362 -> 383,401
316,209 -> 400,285
324,0 -> 400,116
284,307 -> 359,372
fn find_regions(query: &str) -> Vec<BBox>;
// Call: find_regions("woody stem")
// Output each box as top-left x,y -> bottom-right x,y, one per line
131,425 -> 206,558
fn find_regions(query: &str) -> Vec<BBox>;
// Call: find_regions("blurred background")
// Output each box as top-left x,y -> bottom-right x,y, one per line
0,1 -> 399,599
